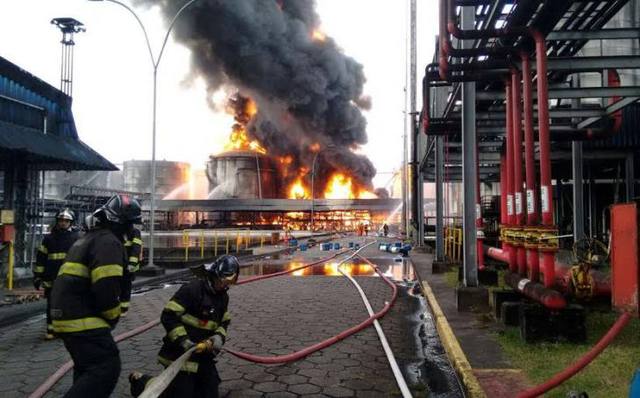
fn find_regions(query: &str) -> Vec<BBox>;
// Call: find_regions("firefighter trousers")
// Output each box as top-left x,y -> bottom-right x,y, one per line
44,287 -> 53,334
162,361 -> 220,398
61,329 -> 121,398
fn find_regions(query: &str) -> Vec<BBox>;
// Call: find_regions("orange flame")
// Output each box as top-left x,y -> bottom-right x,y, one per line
324,173 -> 355,199
310,143 -> 321,152
312,29 -> 326,42
288,178 -> 310,199
223,130 -> 267,154
323,173 -> 378,199
223,96 -> 266,154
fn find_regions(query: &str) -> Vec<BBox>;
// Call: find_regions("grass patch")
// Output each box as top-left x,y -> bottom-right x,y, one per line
496,311 -> 640,397
444,268 -> 458,288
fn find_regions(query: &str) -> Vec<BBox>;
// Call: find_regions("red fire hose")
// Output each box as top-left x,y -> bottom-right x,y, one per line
225,249 -> 398,364
517,312 -> 633,398
30,242 -> 396,396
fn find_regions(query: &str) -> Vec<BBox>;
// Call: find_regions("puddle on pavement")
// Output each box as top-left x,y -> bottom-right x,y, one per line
400,282 -> 465,398
240,257 -> 415,282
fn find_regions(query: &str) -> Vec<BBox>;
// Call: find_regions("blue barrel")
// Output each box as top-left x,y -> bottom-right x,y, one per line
333,243 -> 341,250
354,243 -> 360,249
299,244 -> 308,251
348,242 -> 355,248
321,243 -> 331,251
393,242 -> 403,248
289,239 -> 299,247
630,369 -> 640,397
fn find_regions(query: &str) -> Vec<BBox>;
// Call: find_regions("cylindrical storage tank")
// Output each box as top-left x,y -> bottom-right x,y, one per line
44,170 -> 124,200
206,151 -> 278,199
123,160 -> 190,198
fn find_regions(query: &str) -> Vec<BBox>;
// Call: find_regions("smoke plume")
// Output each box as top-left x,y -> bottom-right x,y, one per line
133,0 -> 376,189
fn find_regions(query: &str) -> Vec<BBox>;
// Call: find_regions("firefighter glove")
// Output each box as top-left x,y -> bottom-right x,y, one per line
33,278 -> 42,290
180,338 -> 195,351
211,334 -> 224,352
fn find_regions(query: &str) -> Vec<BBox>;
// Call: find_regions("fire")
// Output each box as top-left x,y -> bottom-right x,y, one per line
223,95 -> 266,154
324,173 -> 355,199
310,143 -> 321,152
288,178 -> 310,199
312,29 -> 326,42
223,130 -> 267,154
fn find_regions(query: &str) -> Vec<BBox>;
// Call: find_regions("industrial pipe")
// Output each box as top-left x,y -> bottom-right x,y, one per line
504,272 -> 567,310
485,246 -> 611,298
511,68 -> 527,276
505,80 -> 517,273
500,157 -> 507,230
521,52 -> 540,282
532,30 -> 557,289
517,312 -> 633,397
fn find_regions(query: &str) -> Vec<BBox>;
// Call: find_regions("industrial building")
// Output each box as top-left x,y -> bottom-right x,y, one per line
0,55 -> 116,279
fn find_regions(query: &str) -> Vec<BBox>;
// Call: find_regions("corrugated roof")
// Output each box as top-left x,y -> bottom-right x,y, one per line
0,120 -> 116,171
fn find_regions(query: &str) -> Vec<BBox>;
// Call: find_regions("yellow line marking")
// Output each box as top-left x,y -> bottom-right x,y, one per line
420,279 -> 487,398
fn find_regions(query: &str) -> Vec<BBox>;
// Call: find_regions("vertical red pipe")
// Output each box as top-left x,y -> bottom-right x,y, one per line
476,146 -> 485,270
532,31 -> 556,288
511,69 -> 527,276
499,156 -> 507,250
505,80 -> 517,273
521,53 -> 540,282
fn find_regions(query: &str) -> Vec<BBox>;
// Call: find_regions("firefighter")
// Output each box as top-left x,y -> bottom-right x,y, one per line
33,208 -> 81,340
129,255 -> 239,398
121,225 -> 143,316
50,194 -> 142,398
383,223 -> 389,237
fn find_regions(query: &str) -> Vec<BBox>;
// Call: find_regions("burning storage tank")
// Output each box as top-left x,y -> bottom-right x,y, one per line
206,150 -> 278,199
124,160 -> 190,198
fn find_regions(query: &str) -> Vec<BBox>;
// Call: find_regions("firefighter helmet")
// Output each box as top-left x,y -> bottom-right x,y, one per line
56,208 -> 75,222
205,255 -> 240,282
94,194 -> 142,225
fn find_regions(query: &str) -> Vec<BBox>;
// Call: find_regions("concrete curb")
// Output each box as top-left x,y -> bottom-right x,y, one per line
420,279 -> 487,398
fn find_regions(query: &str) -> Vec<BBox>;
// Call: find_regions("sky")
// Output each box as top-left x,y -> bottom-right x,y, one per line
0,0 -> 437,189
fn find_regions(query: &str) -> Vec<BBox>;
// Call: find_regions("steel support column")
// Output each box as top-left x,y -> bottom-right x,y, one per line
461,6 -> 478,287
626,152 -> 635,201
572,75 -> 585,242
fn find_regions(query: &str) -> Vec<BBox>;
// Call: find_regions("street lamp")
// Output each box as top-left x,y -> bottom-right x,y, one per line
89,0 -> 199,270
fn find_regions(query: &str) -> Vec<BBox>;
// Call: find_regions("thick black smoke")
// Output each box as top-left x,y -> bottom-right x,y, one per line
133,0 -> 376,190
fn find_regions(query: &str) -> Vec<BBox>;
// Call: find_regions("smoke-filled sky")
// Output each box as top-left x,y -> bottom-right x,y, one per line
0,0 -> 436,189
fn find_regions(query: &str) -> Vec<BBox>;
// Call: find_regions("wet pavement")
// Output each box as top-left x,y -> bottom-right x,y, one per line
0,237 -> 463,397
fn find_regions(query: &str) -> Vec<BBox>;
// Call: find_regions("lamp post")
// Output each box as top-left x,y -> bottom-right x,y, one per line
89,0 -> 199,270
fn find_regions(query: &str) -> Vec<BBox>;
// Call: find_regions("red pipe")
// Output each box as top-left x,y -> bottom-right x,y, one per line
485,247 -> 611,297
504,272 -> 567,310
517,312 -> 633,398
487,246 -> 509,263
505,80 -> 517,273
511,68 -> 527,276
521,52 -> 540,282
531,30 -> 557,289
499,156 -> 507,228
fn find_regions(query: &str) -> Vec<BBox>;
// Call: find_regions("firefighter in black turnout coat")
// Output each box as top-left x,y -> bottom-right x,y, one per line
130,255 -> 239,398
121,226 -> 143,315
50,194 -> 142,398
33,208 -> 81,340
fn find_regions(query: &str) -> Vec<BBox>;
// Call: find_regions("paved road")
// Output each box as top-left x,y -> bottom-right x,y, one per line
0,238 -> 460,397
